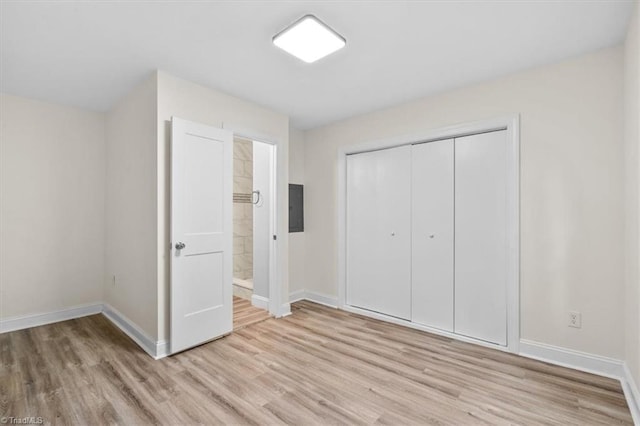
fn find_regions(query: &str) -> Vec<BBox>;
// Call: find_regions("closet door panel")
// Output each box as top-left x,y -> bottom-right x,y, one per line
346,145 -> 411,320
454,131 -> 508,345
411,140 -> 454,331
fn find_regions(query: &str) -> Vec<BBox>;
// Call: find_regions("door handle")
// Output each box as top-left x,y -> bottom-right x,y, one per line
175,242 -> 186,250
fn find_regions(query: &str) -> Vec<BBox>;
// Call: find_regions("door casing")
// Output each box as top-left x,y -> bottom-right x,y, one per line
228,127 -> 282,318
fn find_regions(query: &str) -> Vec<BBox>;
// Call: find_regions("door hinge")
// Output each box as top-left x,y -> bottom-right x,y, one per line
273,235 -> 277,241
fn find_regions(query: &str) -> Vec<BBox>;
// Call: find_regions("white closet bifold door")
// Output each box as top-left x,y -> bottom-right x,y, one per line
454,130 -> 508,345
346,145 -> 412,320
411,140 -> 454,331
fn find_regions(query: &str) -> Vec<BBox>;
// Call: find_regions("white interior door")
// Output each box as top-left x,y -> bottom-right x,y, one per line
454,130 -> 508,345
346,145 -> 411,320
411,139 -> 454,331
170,117 -> 233,354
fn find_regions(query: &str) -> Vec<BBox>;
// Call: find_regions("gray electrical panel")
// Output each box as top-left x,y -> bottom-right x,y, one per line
289,184 -> 304,232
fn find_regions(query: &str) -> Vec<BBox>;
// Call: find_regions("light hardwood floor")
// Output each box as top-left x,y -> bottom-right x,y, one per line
0,300 -> 633,425
233,296 -> 271,330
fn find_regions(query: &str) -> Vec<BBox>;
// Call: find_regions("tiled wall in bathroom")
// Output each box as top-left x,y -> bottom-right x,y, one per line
233,138 -> 253,281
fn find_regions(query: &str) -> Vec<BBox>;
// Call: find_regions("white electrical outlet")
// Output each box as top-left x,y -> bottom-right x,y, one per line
568,311 -> 581,328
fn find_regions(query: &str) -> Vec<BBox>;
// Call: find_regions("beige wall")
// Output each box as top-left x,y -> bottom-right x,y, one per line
303,46 -> 625,358
289,126 -> 306,294
0,39 -> 632,369
157,71 -> 289,341
104,73 -> 158,338
625,3 -> 640,384
0,94 -> 105,319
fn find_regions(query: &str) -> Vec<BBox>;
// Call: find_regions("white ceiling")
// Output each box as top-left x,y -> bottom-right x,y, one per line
0,1 -> 634,130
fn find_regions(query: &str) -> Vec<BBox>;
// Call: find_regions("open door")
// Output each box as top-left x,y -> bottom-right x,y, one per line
170,117 -> 233,354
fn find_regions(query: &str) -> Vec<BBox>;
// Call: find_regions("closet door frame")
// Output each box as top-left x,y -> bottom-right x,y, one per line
337,114 -> 520,354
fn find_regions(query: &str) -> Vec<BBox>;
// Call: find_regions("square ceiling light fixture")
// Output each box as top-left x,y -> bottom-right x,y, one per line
273,15 -> 346,63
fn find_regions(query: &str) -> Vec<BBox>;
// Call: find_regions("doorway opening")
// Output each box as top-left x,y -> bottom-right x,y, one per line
232,136 -> 273,330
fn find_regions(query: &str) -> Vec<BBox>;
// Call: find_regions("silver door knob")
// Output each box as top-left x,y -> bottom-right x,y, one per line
175,242 -> 186,250
391,232 -> 396,237
429,234 -> 435,239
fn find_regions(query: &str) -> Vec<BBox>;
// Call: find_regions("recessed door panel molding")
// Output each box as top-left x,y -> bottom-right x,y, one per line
346,145 -> 412,320
411,139 -> 454,331
454,130 -> 509,345
170,117 -> 233,354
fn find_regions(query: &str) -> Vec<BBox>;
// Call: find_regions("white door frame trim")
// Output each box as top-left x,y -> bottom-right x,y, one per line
226,125 -> 285,318
336,114 -> 521,353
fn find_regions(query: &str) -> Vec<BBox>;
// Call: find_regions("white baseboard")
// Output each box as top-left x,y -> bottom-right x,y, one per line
0,303 -> 103,333
289,290 -> 338,308
519,340 -> 640,419
251,294 -> 269,310
102,303 -> 165,360
289,289 -> 305,303
519,339 -> 624,379
306,290 -> 338,308
155,340 -> 169,359
622,362 -> 640,425
279,303 -> 292,317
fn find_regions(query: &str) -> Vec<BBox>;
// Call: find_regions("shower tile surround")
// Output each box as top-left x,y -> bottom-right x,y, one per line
233,138 -> 253,282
